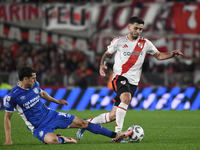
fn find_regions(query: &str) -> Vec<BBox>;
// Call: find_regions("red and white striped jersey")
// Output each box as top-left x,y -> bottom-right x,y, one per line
107,35 -> 158,85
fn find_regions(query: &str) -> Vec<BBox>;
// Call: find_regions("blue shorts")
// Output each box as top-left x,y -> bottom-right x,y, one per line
33,111 -> 75,143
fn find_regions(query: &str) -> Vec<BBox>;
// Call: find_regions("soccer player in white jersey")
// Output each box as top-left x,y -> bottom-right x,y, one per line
77,16 -> 183,142
4,66 -> 133,145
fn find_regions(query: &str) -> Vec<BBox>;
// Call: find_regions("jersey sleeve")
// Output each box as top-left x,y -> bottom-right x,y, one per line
5,95 -> 15,112
107,37 -> 119,54
146,40 -> 158,55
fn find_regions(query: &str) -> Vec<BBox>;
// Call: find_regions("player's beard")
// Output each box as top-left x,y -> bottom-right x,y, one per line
130,31 -> 139,40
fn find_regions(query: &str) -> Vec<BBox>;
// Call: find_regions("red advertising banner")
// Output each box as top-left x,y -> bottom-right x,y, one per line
1,2 -> 200,34
173,3 -> 200,34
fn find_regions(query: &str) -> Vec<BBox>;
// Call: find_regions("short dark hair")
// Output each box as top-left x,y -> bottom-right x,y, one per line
129,16 -> 144,25
18,66 -> 38,81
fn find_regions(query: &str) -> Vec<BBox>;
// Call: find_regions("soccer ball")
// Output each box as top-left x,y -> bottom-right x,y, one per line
127,125 -> 144,142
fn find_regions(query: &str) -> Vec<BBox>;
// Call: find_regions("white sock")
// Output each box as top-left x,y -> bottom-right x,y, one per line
115,102 -> 128,132
87,113 -> 110,124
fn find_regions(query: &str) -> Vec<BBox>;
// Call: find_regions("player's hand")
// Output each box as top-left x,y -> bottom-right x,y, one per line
58,99 -> 68,106
99,65 -> 107,77
171,49 -> 183,57
4,140 -> 12,145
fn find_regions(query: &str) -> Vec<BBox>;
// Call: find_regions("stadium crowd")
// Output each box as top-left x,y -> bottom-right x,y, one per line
0,40 -> 199,89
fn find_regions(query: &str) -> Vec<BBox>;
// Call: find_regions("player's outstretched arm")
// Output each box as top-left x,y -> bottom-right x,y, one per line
39,90 -> 68,106
4,111 -> 13,145
99,50 -> 112,77
153,49 -> 183,60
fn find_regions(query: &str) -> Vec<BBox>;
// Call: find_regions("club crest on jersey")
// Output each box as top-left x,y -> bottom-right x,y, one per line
33,87 -> 39,94
138,43 -> 143,49
39,131 -> 44,137
121,80 -> 126,85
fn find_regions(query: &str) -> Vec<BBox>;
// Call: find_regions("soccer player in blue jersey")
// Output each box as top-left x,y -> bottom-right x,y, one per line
3,66 -> 133,145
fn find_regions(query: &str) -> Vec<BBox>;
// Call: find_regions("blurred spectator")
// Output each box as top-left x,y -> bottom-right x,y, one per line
16,51 -> 33,69
0,41 -> 3,55
84,44 -> 95,64
43,73 -> 56,86
172,58 -> 185,72
9,39 -> 19,61
194,62 -> 200,86
107,69 -> 113,90
0,48 -> 13,72
68,54 -> 79,73
35,61 -> 46,83
69,61 -> 93,89
0,38 -> 199,88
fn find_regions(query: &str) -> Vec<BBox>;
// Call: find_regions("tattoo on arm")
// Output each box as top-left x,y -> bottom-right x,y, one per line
100,53 -> 111,66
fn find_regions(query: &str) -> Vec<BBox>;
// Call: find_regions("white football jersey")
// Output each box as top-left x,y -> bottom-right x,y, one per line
107,35 -> 158,85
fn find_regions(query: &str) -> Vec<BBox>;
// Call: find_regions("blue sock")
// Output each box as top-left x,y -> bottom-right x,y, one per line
58,137 -> 64,144
86,122 -> 116,138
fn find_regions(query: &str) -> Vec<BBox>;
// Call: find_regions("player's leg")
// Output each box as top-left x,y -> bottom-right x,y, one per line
113,76 -> 137,133
71,117 -> 116,137
88,106 -> 117,124
33,124 -> 77,145
43,132 -> 60,144
71,117 -> 132,142
43,132 -> 77,144
115,92 -> 131,132
76,105 -> 117,140
35,111 -> 78,144
109,96 -> 129,143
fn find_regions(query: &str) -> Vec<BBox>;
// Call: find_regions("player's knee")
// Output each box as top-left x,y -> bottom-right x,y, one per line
80,119 -> 89,128
44,133 -> 60,144
120,93 -> 131,104
45,137 -> 59,144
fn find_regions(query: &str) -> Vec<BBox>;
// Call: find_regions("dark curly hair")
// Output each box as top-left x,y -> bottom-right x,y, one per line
18,66 -> 38,81
129,16 -> 144,25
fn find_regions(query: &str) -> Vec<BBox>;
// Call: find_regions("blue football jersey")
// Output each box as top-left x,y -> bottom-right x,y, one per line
5,81 -> 53,131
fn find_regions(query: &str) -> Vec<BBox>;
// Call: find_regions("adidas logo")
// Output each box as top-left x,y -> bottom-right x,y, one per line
122,44 -> 128,48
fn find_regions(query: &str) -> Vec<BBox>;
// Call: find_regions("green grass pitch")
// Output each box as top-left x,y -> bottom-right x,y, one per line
1,110 -> 200,150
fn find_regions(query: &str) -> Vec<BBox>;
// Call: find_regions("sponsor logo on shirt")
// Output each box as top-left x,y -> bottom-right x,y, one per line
23,95 -> 40,109
123,51 -> 143,56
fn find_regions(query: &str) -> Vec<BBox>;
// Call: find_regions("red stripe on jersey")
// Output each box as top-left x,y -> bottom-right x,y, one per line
120,38 -> 146,75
